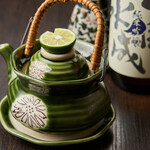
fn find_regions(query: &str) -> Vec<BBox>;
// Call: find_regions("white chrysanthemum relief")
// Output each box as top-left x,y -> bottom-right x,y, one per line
29,61 -> 51,80
12,94 -> 47,129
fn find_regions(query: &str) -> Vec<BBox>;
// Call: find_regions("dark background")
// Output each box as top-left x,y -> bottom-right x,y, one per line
0,0 -> 150,150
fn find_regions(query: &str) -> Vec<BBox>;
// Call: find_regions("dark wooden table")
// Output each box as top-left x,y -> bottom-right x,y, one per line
0,0 -> 150,150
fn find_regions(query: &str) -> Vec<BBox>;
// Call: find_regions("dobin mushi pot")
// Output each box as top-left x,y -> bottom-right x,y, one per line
0,0 -> 115,143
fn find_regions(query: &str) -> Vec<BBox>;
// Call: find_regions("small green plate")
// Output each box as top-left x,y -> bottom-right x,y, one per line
0,96 -> 115,146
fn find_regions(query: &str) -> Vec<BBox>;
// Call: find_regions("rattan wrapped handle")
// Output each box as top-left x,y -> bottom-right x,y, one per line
24,0 -> 105,72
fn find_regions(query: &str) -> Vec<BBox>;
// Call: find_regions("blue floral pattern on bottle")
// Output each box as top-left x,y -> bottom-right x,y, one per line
124,11 -> 146,35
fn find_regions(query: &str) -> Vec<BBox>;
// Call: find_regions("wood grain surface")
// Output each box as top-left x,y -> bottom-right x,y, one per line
0,0 -> 150,150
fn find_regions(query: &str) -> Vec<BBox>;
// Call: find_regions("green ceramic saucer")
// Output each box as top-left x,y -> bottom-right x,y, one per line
0,96 -> 115,146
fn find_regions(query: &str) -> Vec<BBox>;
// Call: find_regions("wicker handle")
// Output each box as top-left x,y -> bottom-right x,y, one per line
24,0 -> 105,72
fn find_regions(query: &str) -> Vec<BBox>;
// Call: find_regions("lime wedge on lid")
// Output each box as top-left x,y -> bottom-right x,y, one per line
40,28 -> 76,54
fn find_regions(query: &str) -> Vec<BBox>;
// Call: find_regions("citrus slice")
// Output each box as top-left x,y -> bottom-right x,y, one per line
40,28 -> 76,54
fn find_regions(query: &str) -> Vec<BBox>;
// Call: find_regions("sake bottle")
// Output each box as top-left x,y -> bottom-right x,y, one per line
108,0 -> 150,93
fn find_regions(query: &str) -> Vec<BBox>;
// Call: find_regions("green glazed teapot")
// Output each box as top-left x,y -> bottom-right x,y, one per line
0,0 -> 115,144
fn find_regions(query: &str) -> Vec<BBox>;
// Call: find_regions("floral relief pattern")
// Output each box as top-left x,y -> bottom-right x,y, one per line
29,61 -> 50,80
12,94 -> 47,129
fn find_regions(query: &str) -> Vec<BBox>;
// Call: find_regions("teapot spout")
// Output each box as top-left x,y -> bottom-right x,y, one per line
0,43 -> 16,84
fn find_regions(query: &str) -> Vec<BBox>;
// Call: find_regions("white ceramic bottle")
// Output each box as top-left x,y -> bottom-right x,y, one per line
68,0 -> 109,48
108,0 -> 150,93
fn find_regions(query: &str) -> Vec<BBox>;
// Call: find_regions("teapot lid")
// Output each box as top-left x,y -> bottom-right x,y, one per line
25,28 -> 90,81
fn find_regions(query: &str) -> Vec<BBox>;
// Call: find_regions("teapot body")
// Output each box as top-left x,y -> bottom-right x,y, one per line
5,40 -> 111,134
8,76 -> 110,132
